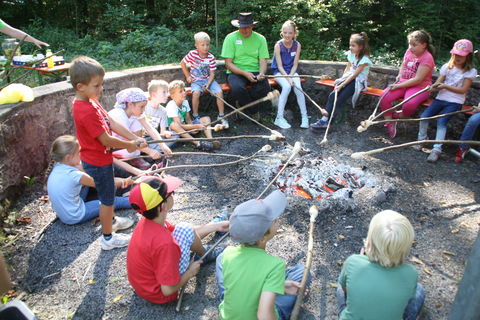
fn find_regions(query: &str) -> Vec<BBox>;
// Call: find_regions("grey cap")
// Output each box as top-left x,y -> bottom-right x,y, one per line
230,190 -> 287,243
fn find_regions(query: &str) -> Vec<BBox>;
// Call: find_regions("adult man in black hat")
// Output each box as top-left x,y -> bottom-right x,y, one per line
221,12 -> 271,116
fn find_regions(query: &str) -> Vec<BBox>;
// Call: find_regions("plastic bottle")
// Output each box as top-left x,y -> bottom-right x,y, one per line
45,49 -> 54,68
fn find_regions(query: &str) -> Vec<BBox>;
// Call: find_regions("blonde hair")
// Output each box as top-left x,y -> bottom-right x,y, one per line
50,135 -> 79,162
148,79 -> 169,95
280,20 -> 298,39
365,210 -> 414,268
168,80 -> 185,95
447,53 -> 474,72
194,32 -> 210,43
69,56 -> 105,89
408,30 -> 434,55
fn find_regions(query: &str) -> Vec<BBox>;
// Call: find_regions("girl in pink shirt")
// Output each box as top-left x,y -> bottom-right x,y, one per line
380,30 -> 435,138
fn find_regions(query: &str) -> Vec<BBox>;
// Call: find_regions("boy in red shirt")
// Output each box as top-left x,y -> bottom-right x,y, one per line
127,176 -> 228,303
71,56 -> 147,250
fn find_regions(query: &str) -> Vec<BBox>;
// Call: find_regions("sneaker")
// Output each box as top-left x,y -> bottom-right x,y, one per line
454,147 -> 469,163
195,245 -> 226,263
412,144 -> 423,151
218,116 -> 229,129
310,119 -> 328,129
300,116 -> 309,128
197,141 -> 214,151
129,158 -> 151,170
427,150 -> 440,163
101,233 -> 131,250
212,140 -> 221,150
386,122 -> 397,138
192,116 -> 201,125
274,117 -> 291,129
112,216 -> 134,232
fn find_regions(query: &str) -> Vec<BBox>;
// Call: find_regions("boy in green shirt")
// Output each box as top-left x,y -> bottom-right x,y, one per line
215,190 -> 310,319
221,12 -> 271,116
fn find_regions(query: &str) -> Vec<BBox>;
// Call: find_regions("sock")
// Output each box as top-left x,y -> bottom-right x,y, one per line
321,116 -> 328,121
103,234 -> 112,241
193,113 -> 199,118
218,113 -> 224,117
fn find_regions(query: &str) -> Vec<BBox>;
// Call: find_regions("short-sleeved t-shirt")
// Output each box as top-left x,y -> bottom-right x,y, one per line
338,254 -> 418,320
347,51 -> 372,76
166,99 -> 190,126
108,108 -> 143,158
127,218 -> 182,304
145,101 -> 168,131
399,49 -> 434,88
221,31 -> 269,73
73,99 -> 113,166
218,246 -> 285,320
436,63 -> 477,104
182,49 -> 217,82
0,19 -> 5,28
47,163 -> 86,224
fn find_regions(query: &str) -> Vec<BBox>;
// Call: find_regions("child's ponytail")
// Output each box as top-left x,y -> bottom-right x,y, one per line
408,30 -> 435,56
350,32 -> 370,60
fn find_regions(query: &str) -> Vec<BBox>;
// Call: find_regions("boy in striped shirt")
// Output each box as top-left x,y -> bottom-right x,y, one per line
181,32 -> 228,129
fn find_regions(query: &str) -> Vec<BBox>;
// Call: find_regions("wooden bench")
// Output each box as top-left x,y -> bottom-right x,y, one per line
315,79 -> 476,119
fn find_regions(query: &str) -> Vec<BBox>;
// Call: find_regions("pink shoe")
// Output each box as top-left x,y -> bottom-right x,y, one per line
386,122 -> 397,138
454,148 -> 469,163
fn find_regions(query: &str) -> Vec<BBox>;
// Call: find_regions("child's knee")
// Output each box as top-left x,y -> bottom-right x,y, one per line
193,91 -> 201,98
200,116 -> 211,125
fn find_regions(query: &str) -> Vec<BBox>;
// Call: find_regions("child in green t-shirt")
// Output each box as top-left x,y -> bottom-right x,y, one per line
215,190 -> 311,320
337,210 -> 425,320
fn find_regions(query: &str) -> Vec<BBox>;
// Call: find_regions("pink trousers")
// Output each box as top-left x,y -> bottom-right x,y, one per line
380,86 -> 430,118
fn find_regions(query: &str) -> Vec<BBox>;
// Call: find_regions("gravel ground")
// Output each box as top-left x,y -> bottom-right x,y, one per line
3,105 -> 480,320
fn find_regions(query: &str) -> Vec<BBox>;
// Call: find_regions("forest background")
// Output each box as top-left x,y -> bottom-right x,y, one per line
1,0 -> 480,71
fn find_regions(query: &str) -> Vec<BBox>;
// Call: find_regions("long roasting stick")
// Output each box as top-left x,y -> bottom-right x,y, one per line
145,133 -> 284,145
351,140 -> 480,159
291,205 -> 319,320
266,74 -> 331,80
292,82 -> 328,116
320,89 -> 338,145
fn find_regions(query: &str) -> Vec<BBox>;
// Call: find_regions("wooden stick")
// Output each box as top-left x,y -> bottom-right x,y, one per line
133,145 -> 272,180
351,140 -> 480,159
176,232 -> 230,312
266,74 -> 331,80
291,205 -> 319,320
368,84 -> 394,121
146,133 -> 283,145
320,89 -> 338,145
169,124 -> 225,136
292,82 -> 328,116
370,86 -> 430,121
257,141 -> 302,199
119,152 -> 247,162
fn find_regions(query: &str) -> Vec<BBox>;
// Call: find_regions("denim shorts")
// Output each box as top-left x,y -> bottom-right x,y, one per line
81,161 -> 115,206
191,79 -> 222,94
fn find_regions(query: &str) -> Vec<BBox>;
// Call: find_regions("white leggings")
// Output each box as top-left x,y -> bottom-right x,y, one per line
275,73 -> 307,118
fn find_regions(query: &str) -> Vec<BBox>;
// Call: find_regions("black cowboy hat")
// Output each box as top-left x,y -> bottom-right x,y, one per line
231,12 -> 258,28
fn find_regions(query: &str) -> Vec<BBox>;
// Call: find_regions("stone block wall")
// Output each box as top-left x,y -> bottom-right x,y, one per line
0,61 -> 478,201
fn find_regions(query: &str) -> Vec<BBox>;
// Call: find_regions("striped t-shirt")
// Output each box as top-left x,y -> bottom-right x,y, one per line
182,49 -> 216,82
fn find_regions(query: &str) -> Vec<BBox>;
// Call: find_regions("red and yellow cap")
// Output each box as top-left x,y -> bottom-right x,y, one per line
129,176 -> 182,214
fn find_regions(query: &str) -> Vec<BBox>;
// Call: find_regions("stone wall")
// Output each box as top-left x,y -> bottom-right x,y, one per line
0,61 -> 479,201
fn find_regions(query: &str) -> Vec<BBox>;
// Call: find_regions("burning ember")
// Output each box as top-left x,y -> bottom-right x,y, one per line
258,150 -> 375,201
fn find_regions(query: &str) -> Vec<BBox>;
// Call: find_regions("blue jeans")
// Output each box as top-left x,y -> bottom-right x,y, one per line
216,253 -> 311,320
81,161 -> 115,206
418,99 -> 461,152
78,186 -> 131,223
325,81 -> 356,119
336,282 -> 425,320
459,113 -> 480,150
191,79 -> 222,94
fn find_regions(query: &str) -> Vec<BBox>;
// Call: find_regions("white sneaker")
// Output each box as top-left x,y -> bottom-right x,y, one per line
101,233 -> 131,250
300,116 -> 309,128
112,216 -> 134,232
218,116 -> 229,129
274,117 -> 291,129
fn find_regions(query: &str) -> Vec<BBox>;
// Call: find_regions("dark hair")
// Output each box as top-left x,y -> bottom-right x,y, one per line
70,56 -> 105,89
131,179 -> 168,220
408,30 -> 435,55
350,32 -> 370,60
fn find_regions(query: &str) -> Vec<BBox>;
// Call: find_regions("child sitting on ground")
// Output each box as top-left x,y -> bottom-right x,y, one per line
166,80 -> 220,151
108,87 -> 171,174
181,31 -> 229,129
311,32 -> 372,130
455,110 -> 480,163
215,190 -> 310,320
144,79 -> 177,149
127,176 -> 228,304
47,135 -> 133,226
337,210 -> 425,320
71,56 -> 146,250
413,39 -> 477,163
